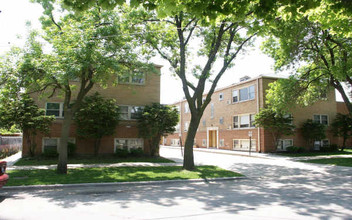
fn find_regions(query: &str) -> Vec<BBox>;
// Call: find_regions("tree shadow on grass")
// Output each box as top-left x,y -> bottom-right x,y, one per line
2,161 -> 352,219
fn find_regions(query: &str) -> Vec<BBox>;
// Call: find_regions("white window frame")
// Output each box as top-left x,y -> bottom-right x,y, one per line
220,139 -> 224,147
219,93 -> 224,101
114,138 -> 144,152
313,114 -> 329,125
45,102 -> 64,118
232,85 -> 255,103
184,122 -> 189,132
171,139 -> 180,146
119,105 -> 144,120
233,139 -> 256,150
232,90 -> 238,103
277,139 -> 293,151
314,139 -> 330,150
184,103 -> 189,113
233,114 -> 256,129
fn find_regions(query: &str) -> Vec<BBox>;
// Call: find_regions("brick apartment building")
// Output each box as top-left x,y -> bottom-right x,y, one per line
22,66 -> 161,157
164,75 -> 351,153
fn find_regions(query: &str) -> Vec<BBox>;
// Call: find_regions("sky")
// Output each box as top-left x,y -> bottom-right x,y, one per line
2,0 -> 340,105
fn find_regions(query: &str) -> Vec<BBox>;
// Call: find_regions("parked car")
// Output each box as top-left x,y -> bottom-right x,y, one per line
0,161 -> 9,188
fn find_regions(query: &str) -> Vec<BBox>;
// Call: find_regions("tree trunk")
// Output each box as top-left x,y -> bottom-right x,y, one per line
183,116 -> 201,170
152,135 -> 161,157
332,80 -> 352,114
57,109 -> 74,174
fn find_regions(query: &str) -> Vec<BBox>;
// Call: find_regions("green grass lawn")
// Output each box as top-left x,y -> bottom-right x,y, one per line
277,149 -> 352,157
6,166 -> 243,186
14,156 -> 174,166
301,158 -> 352,167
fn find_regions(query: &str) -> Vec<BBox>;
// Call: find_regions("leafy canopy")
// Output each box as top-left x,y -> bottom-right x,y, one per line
74,92 -> 120,139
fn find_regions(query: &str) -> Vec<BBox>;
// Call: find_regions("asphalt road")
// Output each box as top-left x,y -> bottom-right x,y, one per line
1,146 -> 352,220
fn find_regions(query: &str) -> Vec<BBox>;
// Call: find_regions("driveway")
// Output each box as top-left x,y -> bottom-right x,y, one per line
0,146 -> 351,220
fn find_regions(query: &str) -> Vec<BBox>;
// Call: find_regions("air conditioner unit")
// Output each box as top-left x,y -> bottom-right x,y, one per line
227,100 -> 231,104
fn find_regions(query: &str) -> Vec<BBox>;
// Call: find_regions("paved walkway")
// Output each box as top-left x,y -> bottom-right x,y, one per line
3,147 -> 352,171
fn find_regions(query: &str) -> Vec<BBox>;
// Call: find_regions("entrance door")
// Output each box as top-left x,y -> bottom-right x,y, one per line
208,130 -> 218,148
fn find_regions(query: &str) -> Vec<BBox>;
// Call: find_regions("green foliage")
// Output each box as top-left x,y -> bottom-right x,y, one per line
74,93 -> 120,155
67,142 -> 77,157
331,113 -> 352,150
320,144 -> 339,152
0,94 -> 55,156
114,148 -> 129,158
262,6 -> 352,113
0,147 -> 20,159
129,148 -> 144,157
75,93 -> 120,139
301,119 -> 326,148
42,148 -> 59,158
286,146 -> 305,153
266,77 -> 330,113
254,108 -> 295,147
137,103 -> 179,156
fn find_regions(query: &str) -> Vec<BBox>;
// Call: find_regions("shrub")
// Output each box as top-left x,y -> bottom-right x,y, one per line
320,144 -> 339,152
115,148 -> 129,158
0,146 -> 20,159
130,148 -> 144,157
68,142 -> 77,157
286,146 -> 305,153
42,148 -> 58,158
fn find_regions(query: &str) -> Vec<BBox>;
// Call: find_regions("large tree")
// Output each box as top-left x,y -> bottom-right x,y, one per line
1,3 -> 152,174
331,113 -> 352,151
123,1 -> 258,170
261,3 -> 352,113
74,93 -> 120,156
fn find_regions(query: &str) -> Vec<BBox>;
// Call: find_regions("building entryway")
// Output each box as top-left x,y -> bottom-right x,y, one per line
207,127 -> 218,148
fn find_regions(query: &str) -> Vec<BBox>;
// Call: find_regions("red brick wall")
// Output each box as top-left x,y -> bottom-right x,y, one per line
22,120 -> 151,157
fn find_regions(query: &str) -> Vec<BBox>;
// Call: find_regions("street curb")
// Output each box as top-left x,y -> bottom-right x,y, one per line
3,176 -> 247,191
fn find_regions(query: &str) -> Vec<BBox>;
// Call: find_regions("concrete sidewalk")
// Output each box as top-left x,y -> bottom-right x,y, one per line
162,145 -> 352,161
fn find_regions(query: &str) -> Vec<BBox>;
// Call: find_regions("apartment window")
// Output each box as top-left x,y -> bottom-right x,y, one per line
202,120 -> 206,127
240,115 -> 250,128
175,123 -> 180,133
43,138 -> 59,153
210,103 -> 214,118
233,139 -> 256,150
119,72 -> 145,85
219,117 -> 224,125
42,137 -> 75,153
314,114 -> 328,125
184,122 -> 189,132
114,138 -> 144,152
171,139 -> 180,146
250,114 -> 256,127
219,93 -> 224,101
202,139 -> 206,146
119,106 -> 144,120
277,139 -> 293,151
314,139 -> 329,150
232,90 -> 238,103
233,116 -> 239,128
220,139 -> 224,147
46,102 -> 64,118
184,103 -> 189,113
232,85 -> 256,103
